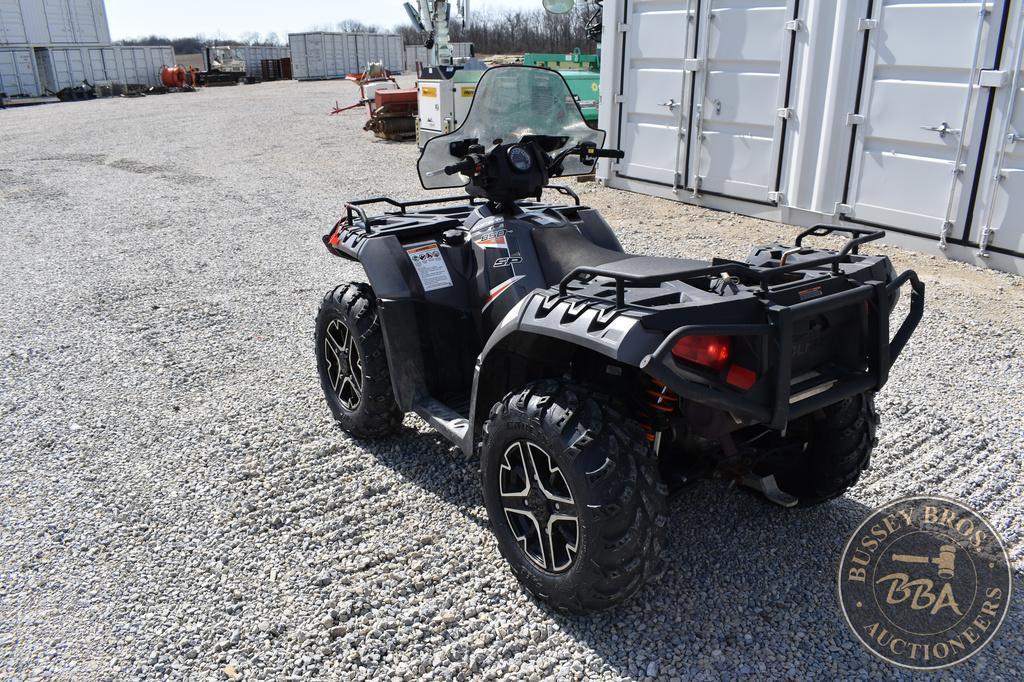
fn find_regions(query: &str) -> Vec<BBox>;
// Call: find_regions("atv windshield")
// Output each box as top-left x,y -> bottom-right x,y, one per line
418,66 -> 606,189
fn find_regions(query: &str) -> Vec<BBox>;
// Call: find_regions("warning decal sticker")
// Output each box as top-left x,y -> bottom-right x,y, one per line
405,241 -> 454,292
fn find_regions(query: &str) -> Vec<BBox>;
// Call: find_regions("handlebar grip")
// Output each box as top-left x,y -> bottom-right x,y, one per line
592,149 -> 625,159
444,158 -> 477,175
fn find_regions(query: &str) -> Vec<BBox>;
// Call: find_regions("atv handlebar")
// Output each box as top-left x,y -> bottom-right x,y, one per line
582,147 -> 625,160
444,157 -> 480,176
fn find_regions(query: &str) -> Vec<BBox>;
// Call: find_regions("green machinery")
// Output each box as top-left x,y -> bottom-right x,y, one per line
522,48 -> 599,125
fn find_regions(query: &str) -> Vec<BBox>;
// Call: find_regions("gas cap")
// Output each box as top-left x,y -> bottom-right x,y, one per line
443,230 -> 468,246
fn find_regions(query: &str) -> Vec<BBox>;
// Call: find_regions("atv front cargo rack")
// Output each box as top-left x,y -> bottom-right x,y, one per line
342,185 -> 582,233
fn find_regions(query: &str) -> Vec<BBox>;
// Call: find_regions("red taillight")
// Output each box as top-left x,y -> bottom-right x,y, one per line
671,335 -> 732,370
726,365 -> 758,390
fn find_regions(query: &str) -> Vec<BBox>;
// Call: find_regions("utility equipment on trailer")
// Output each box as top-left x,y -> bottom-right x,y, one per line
315,66 -> 925,613
197,47 -> 246,86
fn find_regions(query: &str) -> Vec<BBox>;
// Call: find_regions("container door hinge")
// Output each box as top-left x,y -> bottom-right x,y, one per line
617,23 -> 630,33
784,19 -> 803,31
777,107 -> 793,119
847,113 -> 866,126
834,202 -> 852,217
683,58 -> 703,72
768,191 -> 785,204
858,18 -> 878,31
613,93 -> 625,103
979,70 -> 1009,88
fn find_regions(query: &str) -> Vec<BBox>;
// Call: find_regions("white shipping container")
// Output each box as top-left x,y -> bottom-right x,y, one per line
0,47 -> 40,95
1,0 -> 110,46
404,42 -> 473,71
288,32 -> 403,80
597,0 -> 1024,273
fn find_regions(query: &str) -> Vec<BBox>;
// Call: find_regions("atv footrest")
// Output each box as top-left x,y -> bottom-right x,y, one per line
413,397 -> 470,444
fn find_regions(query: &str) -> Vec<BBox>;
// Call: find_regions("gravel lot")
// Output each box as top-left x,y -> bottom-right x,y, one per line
1,79 -> 1022,681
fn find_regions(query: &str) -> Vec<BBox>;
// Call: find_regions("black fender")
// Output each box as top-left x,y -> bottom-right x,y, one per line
462,292 -> 665,454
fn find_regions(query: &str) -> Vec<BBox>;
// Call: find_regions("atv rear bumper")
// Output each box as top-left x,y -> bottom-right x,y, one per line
638,270 -> 924,429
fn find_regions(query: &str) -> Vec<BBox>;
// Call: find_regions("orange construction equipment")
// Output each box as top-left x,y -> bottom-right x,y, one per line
160,65 -> 186,88
160,65 -> 199,90
365,88 -> 418,140
330,62 -> 417,141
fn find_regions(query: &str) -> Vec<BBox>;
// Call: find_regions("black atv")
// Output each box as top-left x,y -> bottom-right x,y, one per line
316,66 -> 924,613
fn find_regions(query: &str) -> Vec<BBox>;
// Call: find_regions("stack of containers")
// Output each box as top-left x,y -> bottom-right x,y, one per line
0,0 -> 174,96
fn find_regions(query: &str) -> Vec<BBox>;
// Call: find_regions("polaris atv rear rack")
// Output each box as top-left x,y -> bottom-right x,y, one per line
637,268 -> 924,429
559,225 -> 887,305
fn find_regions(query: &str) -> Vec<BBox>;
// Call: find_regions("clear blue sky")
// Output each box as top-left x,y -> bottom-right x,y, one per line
105,0 -> 540,40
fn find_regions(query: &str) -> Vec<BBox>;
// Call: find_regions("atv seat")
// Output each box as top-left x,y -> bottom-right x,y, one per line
531,224 -> 708,287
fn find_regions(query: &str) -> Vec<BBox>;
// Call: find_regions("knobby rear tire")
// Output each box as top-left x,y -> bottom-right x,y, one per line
480,379 -> 669,614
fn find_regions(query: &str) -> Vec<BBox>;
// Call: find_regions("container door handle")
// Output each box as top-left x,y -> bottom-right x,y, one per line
658,98 -> 679,111
920,121 -> 961,138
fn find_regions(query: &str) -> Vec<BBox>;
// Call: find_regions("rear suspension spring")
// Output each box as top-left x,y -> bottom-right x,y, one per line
640,379 -> 679,445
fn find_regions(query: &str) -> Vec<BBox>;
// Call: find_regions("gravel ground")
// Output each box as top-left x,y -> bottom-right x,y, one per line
1,79 -> 1022,681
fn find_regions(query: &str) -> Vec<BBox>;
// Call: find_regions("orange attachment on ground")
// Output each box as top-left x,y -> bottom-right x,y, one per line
161,65 -> 187,88
374,88 -> 418,106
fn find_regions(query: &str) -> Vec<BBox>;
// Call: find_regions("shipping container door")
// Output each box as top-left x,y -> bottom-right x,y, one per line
44,0 -> 75,42
156,47 -> 173,70
0,49 -> 39,95
329,36 -> 344,77
615,0 -> 698,187
290,37 -> 306,78
389,35 -> 402,71
88,47 -> 115,81
121,48 -> 146,83
345,35 -> 359,74
69,0 -> 99,42
0,51 -> 16,92
355,34 -> 368,71
306,34 -> 325,78
687,0 -> 797,202
51,48 -> 86,89
974,20 -> 1024,257
0,0 -> 27,44
843,0 -> 1004,241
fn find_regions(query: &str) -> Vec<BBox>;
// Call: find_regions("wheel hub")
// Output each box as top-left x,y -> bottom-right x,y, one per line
324,319 -> 363,410
498,441 -> 579,573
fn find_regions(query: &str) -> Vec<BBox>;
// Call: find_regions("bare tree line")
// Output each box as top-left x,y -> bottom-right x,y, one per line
117,6 -> 598,56
400,6 -> 598,54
